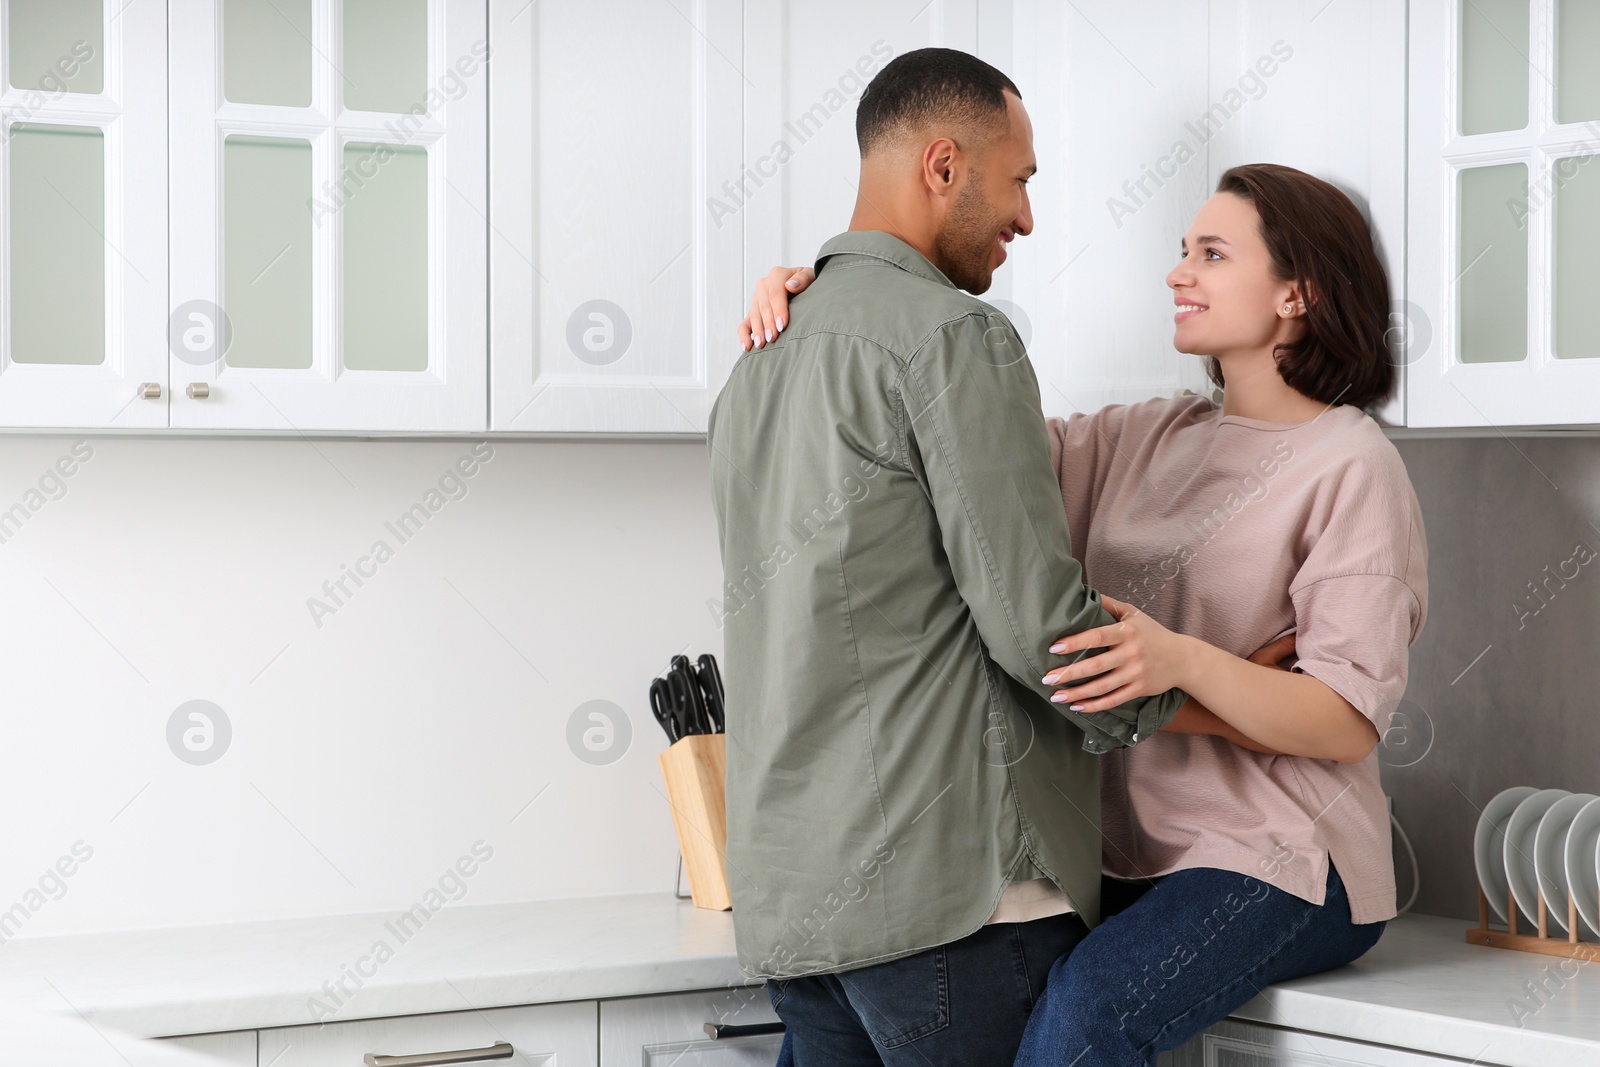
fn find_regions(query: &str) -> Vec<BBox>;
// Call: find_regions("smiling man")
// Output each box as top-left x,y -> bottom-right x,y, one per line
706,48 -> 1186,1066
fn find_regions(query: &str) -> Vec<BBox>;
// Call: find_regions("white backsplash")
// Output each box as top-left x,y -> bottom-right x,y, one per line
0,435 -> 724,936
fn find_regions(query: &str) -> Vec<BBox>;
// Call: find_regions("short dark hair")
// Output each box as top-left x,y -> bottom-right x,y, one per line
1206,164 -> 1395,409
856,47 -> 1020,157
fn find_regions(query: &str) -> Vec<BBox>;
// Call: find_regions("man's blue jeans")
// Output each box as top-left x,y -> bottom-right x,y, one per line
766,910 -> 1088,1065
1013,863 -> 1385,1066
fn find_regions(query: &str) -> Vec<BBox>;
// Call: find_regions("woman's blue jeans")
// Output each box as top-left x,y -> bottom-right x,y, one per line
1013,863 -> 1385,1067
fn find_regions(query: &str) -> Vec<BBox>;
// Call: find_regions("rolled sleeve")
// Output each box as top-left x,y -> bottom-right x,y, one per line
1290,573 -> 1422,732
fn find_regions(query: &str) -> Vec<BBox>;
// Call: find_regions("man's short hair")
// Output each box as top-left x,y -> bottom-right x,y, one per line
855,47 -> 1020,157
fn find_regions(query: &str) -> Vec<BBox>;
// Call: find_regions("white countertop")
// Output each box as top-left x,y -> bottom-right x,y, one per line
0,893 -> 748,1037
0,1001 -> 237,1066
0,897 -> 1594,1066
1235,913 -> 1600,1067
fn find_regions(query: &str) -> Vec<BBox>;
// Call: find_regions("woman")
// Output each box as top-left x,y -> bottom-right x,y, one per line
740,164 -> 1426,1067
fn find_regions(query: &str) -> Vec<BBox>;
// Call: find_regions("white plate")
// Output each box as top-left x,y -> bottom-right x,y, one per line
1534,792 -> 1596,936
1567,797 -> 1600,941
1474,786 -> 1539,923
1506,789 -> 1571,930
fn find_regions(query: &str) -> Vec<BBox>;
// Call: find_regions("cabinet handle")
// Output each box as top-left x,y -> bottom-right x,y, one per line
362,1040 -> 514,1066
185,382 -> 210,399
702,1022 -> 787,1040
137,382 -> 161,399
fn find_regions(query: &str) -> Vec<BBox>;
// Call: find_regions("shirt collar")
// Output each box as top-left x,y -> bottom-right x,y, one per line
814,230 -> 956,290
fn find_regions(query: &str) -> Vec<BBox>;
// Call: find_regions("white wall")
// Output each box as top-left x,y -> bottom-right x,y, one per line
0,436 -> 724,936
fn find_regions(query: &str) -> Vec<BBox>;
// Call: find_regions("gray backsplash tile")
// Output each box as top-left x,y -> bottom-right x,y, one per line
1388,436 -> 1600,920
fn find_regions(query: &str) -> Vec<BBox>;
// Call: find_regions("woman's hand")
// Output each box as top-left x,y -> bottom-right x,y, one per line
1041,594 -> 1194,713
737,266 -> 814,351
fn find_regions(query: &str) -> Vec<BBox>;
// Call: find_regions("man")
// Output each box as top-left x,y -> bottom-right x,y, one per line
707,48 -> 1186,1065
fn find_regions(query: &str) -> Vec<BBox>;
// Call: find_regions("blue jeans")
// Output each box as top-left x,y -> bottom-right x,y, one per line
1013,863 -> 1385,1067
766,910 -> 1088,1066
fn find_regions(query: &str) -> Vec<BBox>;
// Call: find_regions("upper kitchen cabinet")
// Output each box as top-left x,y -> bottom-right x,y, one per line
741,0 -> 979,279
489,0 -> 744,434
1408,0 -> 1600,428
1204,0 -> 1408,427
0,0 -> 167,428
168,0 -> 487,432
1002,0 -> 1214,419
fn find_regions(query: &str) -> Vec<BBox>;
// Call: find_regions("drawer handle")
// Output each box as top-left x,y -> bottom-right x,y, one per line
363,1040 -> 514,1066
702,1022 -> 787,1040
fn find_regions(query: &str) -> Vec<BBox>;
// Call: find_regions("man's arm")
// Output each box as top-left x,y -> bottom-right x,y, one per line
900,310 -> 1185,750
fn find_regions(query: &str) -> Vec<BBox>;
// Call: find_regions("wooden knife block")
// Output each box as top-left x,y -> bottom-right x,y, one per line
658,733 -> 732,910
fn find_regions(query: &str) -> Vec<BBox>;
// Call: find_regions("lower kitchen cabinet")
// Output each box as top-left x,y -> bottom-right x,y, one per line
257,1000 -> 598,1067
162,1030 -> 256,1064
1159,1019 -> 1486,1066
599,987 -> 784,1067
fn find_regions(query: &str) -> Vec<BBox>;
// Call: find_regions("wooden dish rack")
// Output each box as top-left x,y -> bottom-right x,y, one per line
1468,885 -> 1600,960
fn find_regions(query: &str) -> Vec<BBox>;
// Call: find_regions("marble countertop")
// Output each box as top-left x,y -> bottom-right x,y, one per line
0,893 -> 748,1038
0,1001 -> 237,1066
1235,913 -> 1600,1067
0,897 -> 1594,1066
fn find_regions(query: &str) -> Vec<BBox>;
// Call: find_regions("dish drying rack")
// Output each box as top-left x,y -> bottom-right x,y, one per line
1469,885 -> 1600,960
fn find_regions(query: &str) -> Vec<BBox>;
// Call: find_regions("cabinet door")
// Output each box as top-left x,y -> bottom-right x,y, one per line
489,0 -> 743,433
169,0 -> 487,432
1160,1018 -> 1489,1066
599,987 -> 783,1067
741,0 -> 978,283
1003,0 -> 1213,419
162,1030 -> 257,1066
1407,0 -> 1600,428
258,1000 -> 598,1067
1203,0 -> 1408,426
0,0 -> 167,428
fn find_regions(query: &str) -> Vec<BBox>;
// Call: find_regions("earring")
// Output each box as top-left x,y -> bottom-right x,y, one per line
1282,304 -> 1294,314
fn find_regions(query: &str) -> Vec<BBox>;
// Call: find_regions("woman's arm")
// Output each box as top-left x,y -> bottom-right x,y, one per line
1159,634 -> 1295,756
1043,598 -> 1380,764
1163,699 -> 1286,755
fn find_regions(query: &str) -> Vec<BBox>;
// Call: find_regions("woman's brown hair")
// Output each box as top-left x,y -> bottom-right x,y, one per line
1206,164 -> 1394,409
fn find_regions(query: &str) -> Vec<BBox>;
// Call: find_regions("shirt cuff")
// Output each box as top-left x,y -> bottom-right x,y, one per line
1078,686 -> 1187,754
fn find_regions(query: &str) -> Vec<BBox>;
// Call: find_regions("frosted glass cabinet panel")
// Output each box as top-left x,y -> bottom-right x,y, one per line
5,0 -> 103,94
1556,0 -> 1600,124
222,0 -> 311,106
342,141 -> 428,372
1554,157 -> 1600,360
170,0 -> 486,431
343,0 -> 426,113
0,0 -> 167,427
7,124 -> 104,365
223,136 -> 313,370
1407,0 -> 1600,427
1457,164 -> 1527,365
1459,0 -> 1529,134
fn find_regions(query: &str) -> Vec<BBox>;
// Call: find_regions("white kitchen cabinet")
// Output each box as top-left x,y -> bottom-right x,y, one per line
1159,1018 -> 1493,1066
163,1029 -> 257,1065
1406,0 -> 1600,428
998,0 -> 1214,418
741,0 -> 979,284
168,0 -> 487,432
258,1000 -> 598,1067
599,987 -> 783,1067
0,0 -> 168,428
488,0 -> 744,434
1204,0 -> 1408,427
